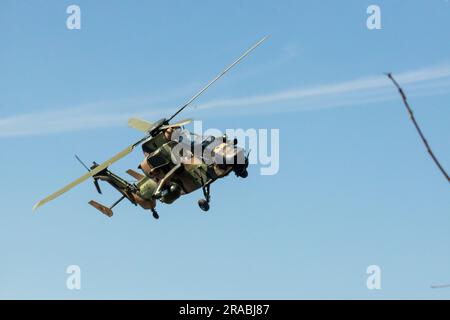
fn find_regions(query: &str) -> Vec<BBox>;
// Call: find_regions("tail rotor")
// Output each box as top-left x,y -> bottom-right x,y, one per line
75,155 -> 103,194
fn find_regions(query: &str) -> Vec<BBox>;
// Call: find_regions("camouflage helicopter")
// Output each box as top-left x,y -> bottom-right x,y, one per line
32,36 -> 267,219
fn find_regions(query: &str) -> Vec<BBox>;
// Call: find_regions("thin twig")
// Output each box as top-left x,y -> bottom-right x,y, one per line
386,73 -> 449,183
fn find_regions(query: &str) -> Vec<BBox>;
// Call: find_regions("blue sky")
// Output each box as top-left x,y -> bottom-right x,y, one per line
1,0 -> 449,299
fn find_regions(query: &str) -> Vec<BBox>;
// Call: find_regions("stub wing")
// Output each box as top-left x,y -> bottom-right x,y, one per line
126,169 -> 145,181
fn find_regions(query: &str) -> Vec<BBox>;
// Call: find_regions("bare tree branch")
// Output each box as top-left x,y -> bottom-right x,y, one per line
386,73 -> 449,183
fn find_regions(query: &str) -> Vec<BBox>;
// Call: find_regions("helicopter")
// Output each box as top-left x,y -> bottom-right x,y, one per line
32,36 -> 268,219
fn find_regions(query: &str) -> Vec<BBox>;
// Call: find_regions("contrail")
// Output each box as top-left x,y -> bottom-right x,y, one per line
196,64 -> 450,110
431,284 -> 450,289
1,63 -> 450,138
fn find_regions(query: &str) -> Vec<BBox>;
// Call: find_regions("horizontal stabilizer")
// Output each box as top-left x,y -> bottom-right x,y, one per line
126,169 -> 145,181
89,200 -> 113,217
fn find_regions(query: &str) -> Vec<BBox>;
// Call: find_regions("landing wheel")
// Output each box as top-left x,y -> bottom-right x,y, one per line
198,199 -> 210,212
151,208 -> 159,220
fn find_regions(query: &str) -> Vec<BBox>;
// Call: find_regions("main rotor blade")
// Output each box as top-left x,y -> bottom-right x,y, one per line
167,35 -> 269,122
32,144 -> 136,211
128,117 -> 153,133
160,118 -> 192,130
